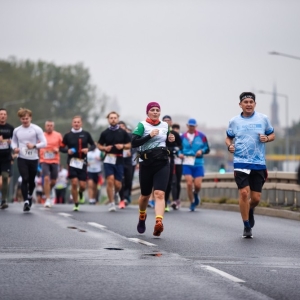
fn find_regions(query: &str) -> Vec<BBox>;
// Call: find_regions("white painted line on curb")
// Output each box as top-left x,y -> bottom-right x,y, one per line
202,266 -> 245,283
58,213 -> 72,217
87,222 -> 107,229
128,238 -> 157,247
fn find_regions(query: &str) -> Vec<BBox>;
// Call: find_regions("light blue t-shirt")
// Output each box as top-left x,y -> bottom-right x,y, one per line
226,112 -> 274,170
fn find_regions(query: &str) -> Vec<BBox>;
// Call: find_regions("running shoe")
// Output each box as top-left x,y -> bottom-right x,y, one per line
164,206 -> 170,212
249,208 -> 255,228
73,205 -> 79,212
119,200 -> 125,209
153,220 -> 164,237
23,201 -> 30,212
190,202 -> 196,212
27,196 -> 32,207
242,227 -> 253,238
44,199 -> 51,208
137,213 -> 147,234
114,193 -> 120,205
78,193 -> 85,204
176,199 -> 181,209
147,200 -> 155,208
108,202 -> 116,212
193,193 -> 200,206
171,201 -> 178,210
0,200 -> 8,209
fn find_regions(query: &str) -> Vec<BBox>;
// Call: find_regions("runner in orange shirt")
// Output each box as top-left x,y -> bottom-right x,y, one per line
39,120 -> 63,208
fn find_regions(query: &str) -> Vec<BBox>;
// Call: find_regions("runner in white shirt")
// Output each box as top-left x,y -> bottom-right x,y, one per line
11,108 -> 47,212
87,148 -> 102,204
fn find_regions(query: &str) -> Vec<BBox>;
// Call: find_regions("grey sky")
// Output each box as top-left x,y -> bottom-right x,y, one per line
1,0 -> 299,128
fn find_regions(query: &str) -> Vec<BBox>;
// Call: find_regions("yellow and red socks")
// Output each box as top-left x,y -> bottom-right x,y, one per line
139,210 -> 147,220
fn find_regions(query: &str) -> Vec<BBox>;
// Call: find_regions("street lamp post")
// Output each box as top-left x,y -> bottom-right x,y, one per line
257,90 -> 289,171
269,51 -> 300,61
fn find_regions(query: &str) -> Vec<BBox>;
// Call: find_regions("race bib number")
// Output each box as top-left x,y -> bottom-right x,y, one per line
174,156 -> 182,165
0,140 -> 9,149
183,156 -> 195,166
104,154 -> 117,165
21,147 -> 37,158
70,158 -> 84,169
44,151 -> 55,159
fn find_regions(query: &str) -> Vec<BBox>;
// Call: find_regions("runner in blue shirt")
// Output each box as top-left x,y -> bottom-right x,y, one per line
225,92 -> 275,238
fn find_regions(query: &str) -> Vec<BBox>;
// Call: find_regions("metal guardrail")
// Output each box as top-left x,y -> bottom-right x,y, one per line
201,172 -> 300,207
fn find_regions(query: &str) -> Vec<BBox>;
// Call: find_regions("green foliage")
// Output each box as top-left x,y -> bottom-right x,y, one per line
0,57 -> 108,138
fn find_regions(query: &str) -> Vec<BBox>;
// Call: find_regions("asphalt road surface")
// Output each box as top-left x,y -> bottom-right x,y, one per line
1,202 -> 299,300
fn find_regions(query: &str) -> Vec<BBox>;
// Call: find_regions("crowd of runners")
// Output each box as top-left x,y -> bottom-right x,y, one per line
0,91 -> 277,238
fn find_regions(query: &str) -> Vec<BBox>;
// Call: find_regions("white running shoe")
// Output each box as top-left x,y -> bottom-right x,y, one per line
108,202 -> 116,212
44,199 -> 51,208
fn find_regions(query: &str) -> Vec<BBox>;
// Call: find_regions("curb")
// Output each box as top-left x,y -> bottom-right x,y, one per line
199,203 -> 300,222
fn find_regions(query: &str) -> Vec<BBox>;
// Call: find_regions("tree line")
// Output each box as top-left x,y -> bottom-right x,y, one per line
0,57 -> 109,139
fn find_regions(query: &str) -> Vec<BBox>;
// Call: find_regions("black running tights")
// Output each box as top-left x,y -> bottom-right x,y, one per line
17,157 -> 38,201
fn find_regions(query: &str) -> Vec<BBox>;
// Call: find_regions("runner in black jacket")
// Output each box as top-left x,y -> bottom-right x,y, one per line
60,116 -> 95,211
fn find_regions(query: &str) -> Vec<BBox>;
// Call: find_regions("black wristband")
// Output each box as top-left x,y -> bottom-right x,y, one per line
266,136 -> 269,142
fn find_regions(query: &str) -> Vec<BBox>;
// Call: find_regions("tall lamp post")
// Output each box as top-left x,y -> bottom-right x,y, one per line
256,90 -> 289,170
269,51 -> 300,61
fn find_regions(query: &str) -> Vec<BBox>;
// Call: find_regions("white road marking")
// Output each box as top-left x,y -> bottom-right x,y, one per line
87,222 -> 107,229
128,238 -> 157,247
202,265 -> 245,283
58,213 -> 72,217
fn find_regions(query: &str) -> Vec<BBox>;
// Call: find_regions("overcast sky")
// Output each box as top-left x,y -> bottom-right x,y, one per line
1,0 -> 299,128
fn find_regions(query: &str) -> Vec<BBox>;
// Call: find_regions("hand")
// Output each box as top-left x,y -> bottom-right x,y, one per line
105,145 -> 113,152
26,143 -> 35,149
53,147 -> 59,153
168,133 -> 175,142
115,144 -> 124,150
195,150 -> 202,157
259,134 -> 269,143
178,154 -> 184,159
68,148 -> 76,155
0,135 -> 3,142
150,129 -> 159,137
228,144 -> 235,153
81,148 -> 89,154
14,148 -> 20,154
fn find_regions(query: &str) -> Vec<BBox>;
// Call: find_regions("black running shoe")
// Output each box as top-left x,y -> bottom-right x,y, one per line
0,200 -> 8,209
249,208 -> 255,228
242,227 -> 253,238
137,213 -> 147,234
23,201 -> 30,212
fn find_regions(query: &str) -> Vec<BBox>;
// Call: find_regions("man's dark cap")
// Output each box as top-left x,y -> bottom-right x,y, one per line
118,121 -> 126,127
162,115 -> 172,120
239,92 -> 256,102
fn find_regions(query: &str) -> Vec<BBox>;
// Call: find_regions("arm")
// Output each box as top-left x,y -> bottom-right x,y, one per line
225,136 -> 235,153
131,134 -> 152,148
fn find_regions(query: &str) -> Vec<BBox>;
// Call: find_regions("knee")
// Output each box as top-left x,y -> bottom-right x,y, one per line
154,190 -> 165,201
186,182 -> 193,189
239,188 -> 249,200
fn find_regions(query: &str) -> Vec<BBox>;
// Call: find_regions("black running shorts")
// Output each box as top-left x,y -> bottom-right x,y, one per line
234,169 -> 268,192
139,161 -> 170,196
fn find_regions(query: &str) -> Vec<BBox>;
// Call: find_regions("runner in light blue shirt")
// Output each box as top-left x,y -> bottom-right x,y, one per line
225,92 -> 275,238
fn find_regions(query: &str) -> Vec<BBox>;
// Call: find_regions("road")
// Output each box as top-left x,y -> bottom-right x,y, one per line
1,203 -> 299,300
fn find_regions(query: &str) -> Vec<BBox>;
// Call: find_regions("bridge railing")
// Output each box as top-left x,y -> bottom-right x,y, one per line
200,172 -> 300,207
132,171 -> 300,208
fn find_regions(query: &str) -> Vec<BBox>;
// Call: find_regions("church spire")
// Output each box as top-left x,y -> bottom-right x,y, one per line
271,83 -> 280,127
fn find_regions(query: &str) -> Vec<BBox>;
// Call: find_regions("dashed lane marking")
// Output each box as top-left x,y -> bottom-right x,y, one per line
87,222 -> 107,229
201,265 -> 245,283
128,238 -> 157,247
58,213 -> 72,217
